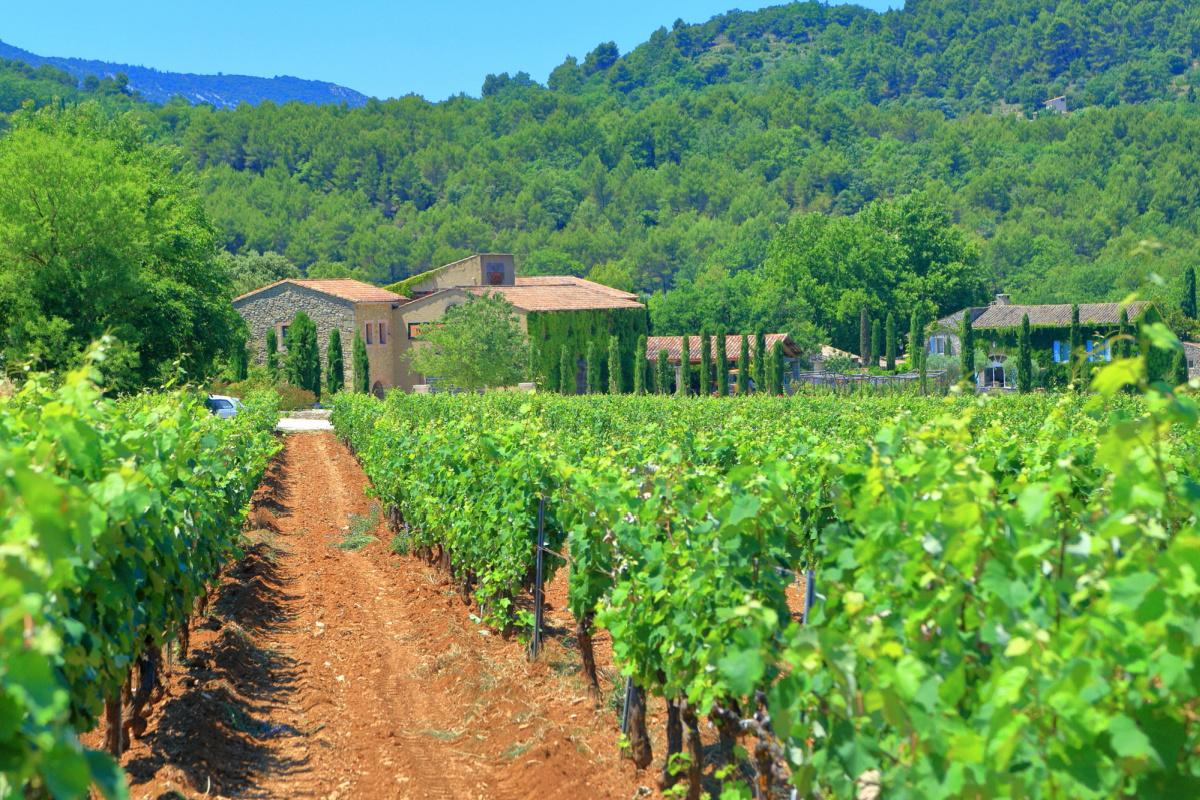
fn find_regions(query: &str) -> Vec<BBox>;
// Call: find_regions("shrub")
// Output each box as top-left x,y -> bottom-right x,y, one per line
273,384 -> 316,411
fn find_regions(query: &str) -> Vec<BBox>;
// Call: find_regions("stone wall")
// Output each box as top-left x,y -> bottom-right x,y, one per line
234,284 -> 359,392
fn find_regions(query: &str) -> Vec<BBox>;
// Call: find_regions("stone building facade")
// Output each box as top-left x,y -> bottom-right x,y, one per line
233,279 -> 404,395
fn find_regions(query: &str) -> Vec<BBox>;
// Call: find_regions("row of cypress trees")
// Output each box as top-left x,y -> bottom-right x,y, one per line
258,311 -> 373,400
858,311 -> 901,371
559,329 -> 787,396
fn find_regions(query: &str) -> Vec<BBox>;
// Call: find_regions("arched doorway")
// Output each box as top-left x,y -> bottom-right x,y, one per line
371,381 -> 387,399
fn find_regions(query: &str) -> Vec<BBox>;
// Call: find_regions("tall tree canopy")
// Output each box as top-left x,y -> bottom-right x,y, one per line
0,103 -> 239,390
407,292 -> 528,391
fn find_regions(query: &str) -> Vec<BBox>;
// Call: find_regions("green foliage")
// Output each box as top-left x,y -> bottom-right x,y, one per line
909,309 -> 924,371
586,340 -> 600,394
561,344 -> 574,396
1184,265 -> 1197,321
1173,344 -> 1189,386
770,340 -> 783,396
961,311 -> 976,381
716,326 -> 729,396
753,328 -> 766,393
633,335 -> 646,395
0,349 -> 278,797
736,335 -> 750,394
219,250 -> 299,298
266,328 -> 279,376
655,349 -> 671,395
608,335 -> 621,394
231,338 -> 249,382
870,318 -> 884,369
527,308 -> 648,393
1018,313 -> 1033,393
353,329 -> 369,393
284,311 -> 320,401
698,327 -> 711,397
325,328 -> 344,395
0,103 -> 240,391
859,309 -> 871,365
885,312 -> 897,372
408,292 -> 527,392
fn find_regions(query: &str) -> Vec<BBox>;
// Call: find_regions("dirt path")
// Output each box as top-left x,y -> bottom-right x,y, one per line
111,431 -> 659,800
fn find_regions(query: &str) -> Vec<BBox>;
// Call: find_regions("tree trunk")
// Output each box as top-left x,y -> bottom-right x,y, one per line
123,648 -> 159,742
712,698 -> 742,769
104,696 -> 122,757
627,682 -> 653,770
752,737 -> 774,800
658,697 -> 684,790
178,617 -> 191,663
681,700 -> 703,800
577,612 -> 601,700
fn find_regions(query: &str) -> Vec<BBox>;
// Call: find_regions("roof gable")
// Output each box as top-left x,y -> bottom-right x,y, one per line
234,279 -> 405,305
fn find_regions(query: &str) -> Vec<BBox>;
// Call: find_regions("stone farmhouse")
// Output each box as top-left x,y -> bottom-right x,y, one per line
928,294 -> 1160,389
233,254 -> 647,395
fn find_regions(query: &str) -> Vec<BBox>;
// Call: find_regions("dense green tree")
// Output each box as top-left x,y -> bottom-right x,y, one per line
0,103 -> 240,391
678,336 -> 691,397
1183,265 -> 1197,321
1018,314 -> 1033,394
285,311 -> 320,400
608,335 -> 621,394
885,313 -> 897,372
715,326 -> 729,396
752,329 -> 766,393
353,330 -> 369,393
231,338 -> 249,381
909,310 -> 924,373
326,328 -> 344,394
860,310 -> 871,368
633,335 -> 646,395
409,293 -> 526,392
655,349 -> 670,395
960,312 -> 975,385
698,327 -> 711,397
737,334 -> 750,394
561,344 -> 573,396
871,320 -> 884,371
220,250 -> 299,298
266,328 -> 279,377
1070,304 -> 1083,388
586,340 -> 600,394
1118,307 -> 1132,360
1173,345 -> 1189,387
770,340 -> 784,396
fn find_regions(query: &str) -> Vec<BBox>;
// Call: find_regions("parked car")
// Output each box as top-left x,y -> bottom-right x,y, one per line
206,394 -> 244,419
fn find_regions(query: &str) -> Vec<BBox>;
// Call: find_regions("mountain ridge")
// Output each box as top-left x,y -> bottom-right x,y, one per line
0,39 -> 368,109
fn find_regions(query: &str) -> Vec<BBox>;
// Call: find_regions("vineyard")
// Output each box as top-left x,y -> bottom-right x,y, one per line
332,348 -> 1200,799
0,348 -> 280,798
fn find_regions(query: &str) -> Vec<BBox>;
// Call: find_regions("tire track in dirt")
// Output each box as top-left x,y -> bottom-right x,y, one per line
117,431 -> 653,800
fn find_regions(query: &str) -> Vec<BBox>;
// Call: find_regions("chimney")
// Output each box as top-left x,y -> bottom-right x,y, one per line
995,293 -> 1011,306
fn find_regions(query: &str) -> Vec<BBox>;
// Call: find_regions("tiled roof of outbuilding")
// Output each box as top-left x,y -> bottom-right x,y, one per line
645,334 -> 800,361
233,279 -> 406,304
465,283 -> 644,312
936,301 -> 1152,330
513,276 -> 639,300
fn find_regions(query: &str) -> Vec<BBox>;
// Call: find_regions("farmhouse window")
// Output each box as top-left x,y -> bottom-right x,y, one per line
928,336 -> 947,355
366,323 -> 374,345
378,322 -> 387,345
487,262 -> 505,285
279,324 -> 290,350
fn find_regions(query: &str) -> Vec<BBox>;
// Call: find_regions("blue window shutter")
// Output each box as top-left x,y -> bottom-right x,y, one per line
1086,340 -> 1094,362
1053,341 -> 1061,363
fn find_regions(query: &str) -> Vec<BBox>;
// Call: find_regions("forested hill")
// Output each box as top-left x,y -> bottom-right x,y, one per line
4,0 -> 1200,340
0,39 -> 367,109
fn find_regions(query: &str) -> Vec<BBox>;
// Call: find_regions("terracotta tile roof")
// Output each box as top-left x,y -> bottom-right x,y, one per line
937,301 -> 1152,330
513,275 -> 639,300
645,334 -> 799,361
465,284 -> 644,312
233,279 -> 406,304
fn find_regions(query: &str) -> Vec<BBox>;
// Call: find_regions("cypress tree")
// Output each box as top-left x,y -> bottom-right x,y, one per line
1118,307 -> 1132,360
737,334 -> 750,394
678,336 -> 691,396
266,328 -> 279,378
1018,313 -> 1033,394
770,340 -> 784,395
698,327 -> 711,396
753,328 -> 767,392
656,349 -> 671,395
860,309 -> 871,368
716,327 -> 729,396
1070,304 -> 1082,389
633,336 -> 646,395
231,339 -> 249,382
1173,346 -> 1189,387
586,341 -> 600,394
561,345 -> 573,395
1184,265 -> 1197,320
608,335 -> 621,394
885,312 -> 897,372
353,329 -> 369,393
909,310 -> 924,373
286,312 -> 320,400
326,328 -> 344,394
960,312 -> 975,385
871,320 -> 884,370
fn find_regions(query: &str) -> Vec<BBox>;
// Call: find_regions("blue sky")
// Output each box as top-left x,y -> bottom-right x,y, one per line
3,1 -> 893,101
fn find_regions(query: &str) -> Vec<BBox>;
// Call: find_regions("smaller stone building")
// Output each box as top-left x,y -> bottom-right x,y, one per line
233,279 -> 405,396
645,334 -> 804,392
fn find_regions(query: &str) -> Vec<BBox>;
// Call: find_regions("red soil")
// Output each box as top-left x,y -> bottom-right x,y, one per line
97,432 -> 664,800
